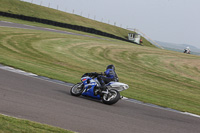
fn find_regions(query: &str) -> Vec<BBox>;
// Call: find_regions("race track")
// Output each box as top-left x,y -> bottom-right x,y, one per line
0,21 -> 103,39
0,68 -> 200,133
0,21 -> 200,133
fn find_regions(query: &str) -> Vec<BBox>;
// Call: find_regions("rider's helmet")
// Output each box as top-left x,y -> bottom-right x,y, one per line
106,64 -> 115,71
106,64 -> 119,81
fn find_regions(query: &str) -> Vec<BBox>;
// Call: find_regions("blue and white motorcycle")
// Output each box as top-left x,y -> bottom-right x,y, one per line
70,73 -> 129,105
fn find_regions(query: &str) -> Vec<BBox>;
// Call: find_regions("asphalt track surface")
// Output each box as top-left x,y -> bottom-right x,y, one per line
1,67 -> 200,133
1,21 -> 200,133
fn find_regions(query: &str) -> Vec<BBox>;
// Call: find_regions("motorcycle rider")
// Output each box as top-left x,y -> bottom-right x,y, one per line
86,64 -> 118,94
184,46 -> 191,54
97,64 -> 119,92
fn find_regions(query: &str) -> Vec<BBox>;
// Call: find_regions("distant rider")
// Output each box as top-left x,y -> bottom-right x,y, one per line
184,46 -> 191,54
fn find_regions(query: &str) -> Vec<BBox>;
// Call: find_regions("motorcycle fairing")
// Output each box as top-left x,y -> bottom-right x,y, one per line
106,82 -> 129,91
82,86 -> 101,99
81,77 -> 101,99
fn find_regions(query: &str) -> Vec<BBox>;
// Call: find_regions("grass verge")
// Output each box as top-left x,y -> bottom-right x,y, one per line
0,0 -> 154,47
0,114 -> 74,133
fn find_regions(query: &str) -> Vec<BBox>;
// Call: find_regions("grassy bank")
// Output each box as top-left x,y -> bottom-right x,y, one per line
0,114 -> 74,133
0,27 -> 200,115
0,0 -> 154,47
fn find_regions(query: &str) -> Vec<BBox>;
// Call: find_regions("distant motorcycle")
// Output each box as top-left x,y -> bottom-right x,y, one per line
183,49 -> 191,54
70,73 -> 129,105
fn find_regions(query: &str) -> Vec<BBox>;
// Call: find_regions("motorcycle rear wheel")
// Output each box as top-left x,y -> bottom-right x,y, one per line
70,83 -> 84,96
102,89 -> 120,105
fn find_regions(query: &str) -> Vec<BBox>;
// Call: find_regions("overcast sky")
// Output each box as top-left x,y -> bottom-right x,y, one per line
21,0 -> 200,48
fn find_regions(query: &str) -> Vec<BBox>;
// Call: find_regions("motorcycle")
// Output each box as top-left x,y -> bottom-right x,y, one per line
70,73 -> 129,105
183,49 -> 191,54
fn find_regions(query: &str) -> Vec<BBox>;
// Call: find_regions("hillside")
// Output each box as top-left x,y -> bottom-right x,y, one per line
0,0 -> 154,47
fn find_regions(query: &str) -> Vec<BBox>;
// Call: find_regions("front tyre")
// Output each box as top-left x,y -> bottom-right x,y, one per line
70,83 -> 84,96
102,89 -> 120,105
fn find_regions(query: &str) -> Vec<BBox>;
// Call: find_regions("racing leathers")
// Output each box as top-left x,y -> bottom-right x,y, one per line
97,68 -> 118,91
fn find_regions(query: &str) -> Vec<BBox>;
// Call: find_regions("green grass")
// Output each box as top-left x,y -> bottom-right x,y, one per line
0,0 -> 154,47
0,0 -> 129,37
0,114 -> 74,133
0,27 -> 200,115
0,16 -> 115,42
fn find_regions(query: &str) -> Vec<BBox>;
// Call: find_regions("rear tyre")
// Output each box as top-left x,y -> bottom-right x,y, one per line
70,83 -> 84,96
102,89 -> 120,105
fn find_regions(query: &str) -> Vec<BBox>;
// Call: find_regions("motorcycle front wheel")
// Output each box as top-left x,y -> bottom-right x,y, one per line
70,83 -> 84,96
102,89 -> 120,105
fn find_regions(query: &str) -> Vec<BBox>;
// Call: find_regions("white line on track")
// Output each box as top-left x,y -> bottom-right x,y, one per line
0,64 -> 73,87
0,65 -> 37,76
